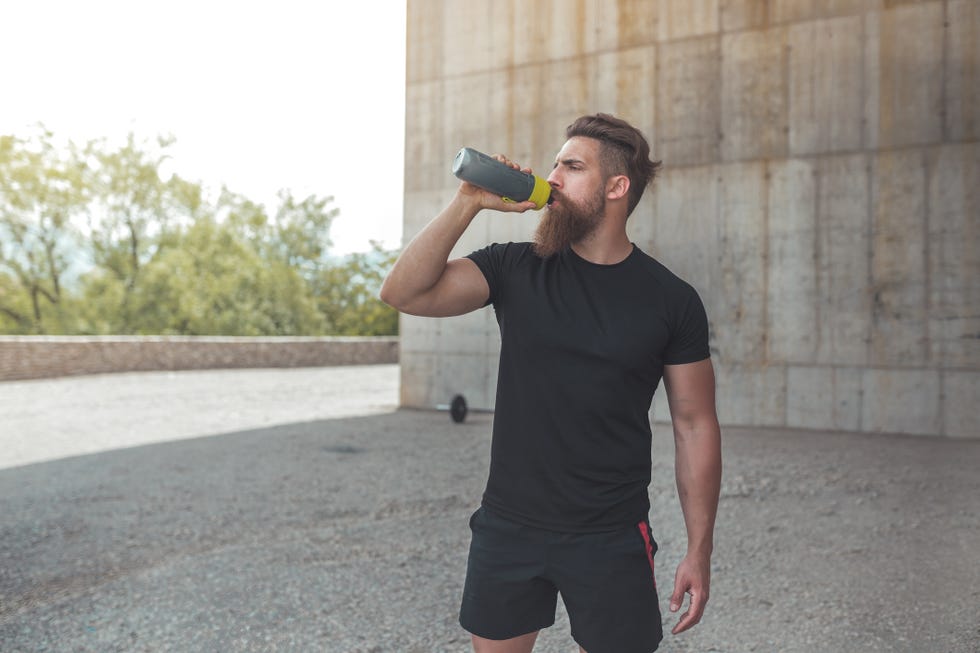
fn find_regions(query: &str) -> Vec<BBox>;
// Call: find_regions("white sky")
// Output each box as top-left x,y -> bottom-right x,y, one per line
0,0 -> 407,255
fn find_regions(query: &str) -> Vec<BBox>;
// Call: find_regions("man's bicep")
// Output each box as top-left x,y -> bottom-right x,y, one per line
399,257 -> 490,317
662,359 -> 717,424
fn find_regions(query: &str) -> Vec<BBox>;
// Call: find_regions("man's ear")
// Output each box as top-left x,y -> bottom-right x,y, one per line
606,175 -> 630,201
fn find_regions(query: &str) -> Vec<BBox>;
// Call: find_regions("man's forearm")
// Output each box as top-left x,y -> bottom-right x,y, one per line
673,417 -> 722,556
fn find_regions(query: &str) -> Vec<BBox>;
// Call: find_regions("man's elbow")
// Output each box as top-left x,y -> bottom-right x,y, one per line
379,278 -> 424,315
672,413 -> 721,442
378,279 -> 394,308
378,279 -> 405,312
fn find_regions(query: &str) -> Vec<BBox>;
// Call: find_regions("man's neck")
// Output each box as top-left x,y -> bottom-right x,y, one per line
571,228 -> 633,265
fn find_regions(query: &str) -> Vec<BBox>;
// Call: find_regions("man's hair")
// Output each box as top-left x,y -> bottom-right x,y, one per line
565,113 -> 662,216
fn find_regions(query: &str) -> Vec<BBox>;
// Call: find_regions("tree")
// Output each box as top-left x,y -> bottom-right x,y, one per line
1,126 -> 397,337
80,133 -> 206,331
120,217 -> 324,335
0,271 -> 33,333
316,242 -> 399,336
270,189 -> 338,278
0,127 -> 86,333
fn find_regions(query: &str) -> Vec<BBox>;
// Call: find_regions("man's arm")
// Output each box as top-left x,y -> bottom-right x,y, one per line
379,158 -> 536,317
661,358 -> 722,635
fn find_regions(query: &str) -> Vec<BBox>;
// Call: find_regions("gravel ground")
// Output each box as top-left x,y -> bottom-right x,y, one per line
1,366 -> 978,652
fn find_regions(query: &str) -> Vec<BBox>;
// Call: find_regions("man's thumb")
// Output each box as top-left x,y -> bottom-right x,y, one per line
669,582 -> 685,612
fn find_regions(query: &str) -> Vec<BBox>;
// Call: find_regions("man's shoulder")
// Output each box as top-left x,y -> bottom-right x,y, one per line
467,241 -> 535,265
630,246 -> 699,296
498,241 -> 534,254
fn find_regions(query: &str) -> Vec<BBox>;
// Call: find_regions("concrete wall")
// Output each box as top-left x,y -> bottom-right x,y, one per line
402,0 -> 979,438
0,336 -> 399,381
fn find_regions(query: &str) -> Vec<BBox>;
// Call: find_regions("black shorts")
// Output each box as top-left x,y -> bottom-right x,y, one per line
459,506 -> 663,653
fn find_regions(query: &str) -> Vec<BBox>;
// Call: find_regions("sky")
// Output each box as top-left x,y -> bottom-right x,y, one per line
0,1 -> 407,255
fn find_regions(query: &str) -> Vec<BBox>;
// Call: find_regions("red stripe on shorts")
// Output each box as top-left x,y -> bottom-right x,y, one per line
637,521 -> 657,589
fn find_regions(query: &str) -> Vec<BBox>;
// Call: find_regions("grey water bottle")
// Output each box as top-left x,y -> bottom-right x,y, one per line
452,147 -> 551,210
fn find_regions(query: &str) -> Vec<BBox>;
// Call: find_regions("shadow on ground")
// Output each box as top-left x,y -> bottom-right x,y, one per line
1,409 -> 978,652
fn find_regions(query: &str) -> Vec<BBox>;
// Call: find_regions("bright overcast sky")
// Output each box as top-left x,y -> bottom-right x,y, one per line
0,1 -> 407,255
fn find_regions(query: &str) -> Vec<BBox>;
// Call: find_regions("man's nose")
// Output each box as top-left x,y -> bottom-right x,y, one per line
546,168 -> 561,187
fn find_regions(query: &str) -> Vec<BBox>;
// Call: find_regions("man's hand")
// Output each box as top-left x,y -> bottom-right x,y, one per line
669,552 -> 711,634
458,154 -> 538,213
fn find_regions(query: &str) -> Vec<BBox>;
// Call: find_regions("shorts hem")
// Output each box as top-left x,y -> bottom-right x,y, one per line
459,616 -> 556,642
572,633 -> 663,653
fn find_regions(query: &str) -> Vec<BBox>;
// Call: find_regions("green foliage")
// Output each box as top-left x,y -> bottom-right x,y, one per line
316,243 -> 400,336
81,134 -> 192,282
0,126 -> 400,337
0,270 -> 35,333
120,219 -> 324,335
0,127 -> 87,333
79,133 -> 208,331
270,189 -> 337,277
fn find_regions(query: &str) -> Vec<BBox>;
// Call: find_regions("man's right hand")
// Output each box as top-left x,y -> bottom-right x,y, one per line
457,154 -> 539,214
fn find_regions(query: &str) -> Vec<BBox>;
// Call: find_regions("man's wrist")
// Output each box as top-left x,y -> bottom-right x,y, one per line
686,541 -> 714,559
451,186 -> 485,216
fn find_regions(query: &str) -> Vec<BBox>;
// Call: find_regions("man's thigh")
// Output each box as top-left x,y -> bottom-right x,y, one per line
552,521 -> 664,653
459,507 -> 558,641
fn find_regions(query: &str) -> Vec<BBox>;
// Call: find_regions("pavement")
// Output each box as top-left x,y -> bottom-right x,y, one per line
1,365 -> 978,653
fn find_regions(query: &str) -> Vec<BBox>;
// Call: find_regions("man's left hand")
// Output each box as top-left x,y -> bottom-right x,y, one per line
668,553 -> 711,634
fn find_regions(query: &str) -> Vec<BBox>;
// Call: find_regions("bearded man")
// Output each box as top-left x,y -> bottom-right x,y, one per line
380,113 -> 722,653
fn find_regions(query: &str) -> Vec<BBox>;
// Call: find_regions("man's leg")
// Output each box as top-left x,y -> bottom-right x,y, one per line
471,630 -> 539,653
461,509 -> 557,646
554,521 -> 663,653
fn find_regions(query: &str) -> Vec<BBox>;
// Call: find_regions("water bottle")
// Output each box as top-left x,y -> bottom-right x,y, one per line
452,147 -> 551,210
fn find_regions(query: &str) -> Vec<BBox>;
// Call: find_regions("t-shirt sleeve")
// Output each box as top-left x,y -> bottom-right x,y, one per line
663,285 -> 711,365
465,242 -> 511,306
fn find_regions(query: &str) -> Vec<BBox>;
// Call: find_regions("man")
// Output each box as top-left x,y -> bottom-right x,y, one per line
380,113 -> 721,653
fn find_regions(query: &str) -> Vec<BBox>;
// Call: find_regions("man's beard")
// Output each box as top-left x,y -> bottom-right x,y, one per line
531,187 -> 606,258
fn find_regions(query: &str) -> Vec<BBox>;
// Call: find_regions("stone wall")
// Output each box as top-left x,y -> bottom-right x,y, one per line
402,0 -> 979,438
0,336 -> 399,381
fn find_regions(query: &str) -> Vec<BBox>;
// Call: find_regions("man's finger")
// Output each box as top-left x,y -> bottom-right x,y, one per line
670,591 -> 707,635
671,610 -> 694,634
688,589 -> 707,623
669,581 -> 686,612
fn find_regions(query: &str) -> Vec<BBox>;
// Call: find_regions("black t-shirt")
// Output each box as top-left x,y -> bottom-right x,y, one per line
466,242 -> 710,532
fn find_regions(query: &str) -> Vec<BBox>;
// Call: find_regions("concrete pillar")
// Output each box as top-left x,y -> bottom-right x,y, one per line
403,0 -> 980,438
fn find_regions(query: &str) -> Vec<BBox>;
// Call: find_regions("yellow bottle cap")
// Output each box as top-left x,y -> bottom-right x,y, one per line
528,175 -> 551,210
